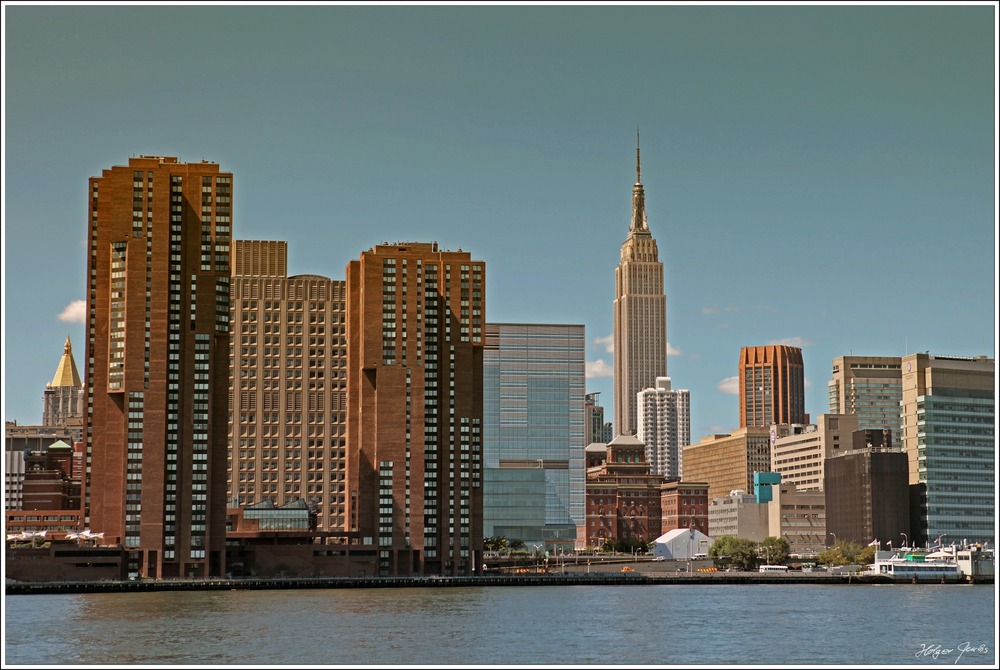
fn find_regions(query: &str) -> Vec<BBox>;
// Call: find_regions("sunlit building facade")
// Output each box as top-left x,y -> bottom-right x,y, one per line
827,355 -> 903,451
613,137 -> 668,437
900,353 -> 994,545
738,345 -> 807,428
228,240 -> 348,534
636,376 -> 690,479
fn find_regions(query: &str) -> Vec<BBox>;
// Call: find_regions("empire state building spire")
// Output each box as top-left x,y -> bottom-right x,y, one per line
614,134 -> 667,436
630,130 -> 648,234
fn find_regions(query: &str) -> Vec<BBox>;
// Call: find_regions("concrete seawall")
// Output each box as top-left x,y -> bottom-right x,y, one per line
5,571 -> 991,595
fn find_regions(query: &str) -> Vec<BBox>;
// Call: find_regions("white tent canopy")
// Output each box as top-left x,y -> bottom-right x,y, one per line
651,527 -> 713,560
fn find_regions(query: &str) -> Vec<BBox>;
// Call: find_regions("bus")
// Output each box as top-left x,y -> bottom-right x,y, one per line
759,565 -> 789,573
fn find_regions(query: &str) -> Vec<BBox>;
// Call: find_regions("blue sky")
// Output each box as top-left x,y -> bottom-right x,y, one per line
3,3 -> 997,442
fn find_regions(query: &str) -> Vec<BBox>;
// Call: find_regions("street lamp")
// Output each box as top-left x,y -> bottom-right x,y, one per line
829,532 -> 837,548
900,533 -> 908,549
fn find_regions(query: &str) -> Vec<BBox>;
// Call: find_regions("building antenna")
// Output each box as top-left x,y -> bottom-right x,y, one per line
636,127 -> 641,184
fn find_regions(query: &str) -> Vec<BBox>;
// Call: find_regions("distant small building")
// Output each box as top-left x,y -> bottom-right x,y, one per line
767,483 -> 826,556
708,490 -> 769,542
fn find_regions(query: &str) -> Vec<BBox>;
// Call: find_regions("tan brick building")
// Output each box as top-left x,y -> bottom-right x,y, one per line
682,426 -> 771,501
228,240 -> 348,534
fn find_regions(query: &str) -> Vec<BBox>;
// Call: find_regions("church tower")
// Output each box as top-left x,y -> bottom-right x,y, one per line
613,134 -> 668,436
42,336 -> 84,426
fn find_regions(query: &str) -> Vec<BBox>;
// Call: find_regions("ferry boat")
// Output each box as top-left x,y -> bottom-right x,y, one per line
870,545 -> 994,583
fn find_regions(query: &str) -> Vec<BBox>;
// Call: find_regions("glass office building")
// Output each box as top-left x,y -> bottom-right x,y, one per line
483,324 -> 585,551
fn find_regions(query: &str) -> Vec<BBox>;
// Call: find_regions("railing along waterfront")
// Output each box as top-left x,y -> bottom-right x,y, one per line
6,570 -> 991,595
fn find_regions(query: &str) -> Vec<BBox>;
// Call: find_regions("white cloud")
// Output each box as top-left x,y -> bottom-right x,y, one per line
586,359 -> 613,379
594,334 -> 614,353
769,336 -> 812,348
667,342 -> 682,357
57,300 -> 86,324
700,306 -> 720,315
716,376 -> 739,395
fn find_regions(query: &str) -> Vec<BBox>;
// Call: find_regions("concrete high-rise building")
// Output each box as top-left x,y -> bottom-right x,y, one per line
825,439 -> 910,548
228,240 -> 348,534
682,427 -> 771,501
769,414 -> 859,491
483,323 -> 585,552
738,345 -> 807,428
584,392 -> 607,446
827,356 -> 903,451
613,136 -> 668,436
900,353 -> 994,546
768,483 -> 826,555
708,490 -> 769,543
85,156 -> 232,579
42,337 -> 84,427
636,376 -> 690,478
346,242 -> 484,576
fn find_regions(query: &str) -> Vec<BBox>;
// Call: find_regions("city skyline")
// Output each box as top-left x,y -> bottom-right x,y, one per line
3,4 -> 996,443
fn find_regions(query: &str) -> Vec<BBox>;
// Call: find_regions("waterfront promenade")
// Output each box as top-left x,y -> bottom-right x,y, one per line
6,569 -> 992,595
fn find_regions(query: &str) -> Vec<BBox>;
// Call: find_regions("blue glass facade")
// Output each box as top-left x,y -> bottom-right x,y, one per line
483,324 -> 585,549
917,394 -> 994,545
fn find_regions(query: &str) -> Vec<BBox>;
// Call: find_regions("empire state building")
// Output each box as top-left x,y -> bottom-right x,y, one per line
613,136 -> 668,436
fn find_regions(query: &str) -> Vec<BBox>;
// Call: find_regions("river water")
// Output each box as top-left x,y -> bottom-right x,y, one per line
3,584 -> 995,666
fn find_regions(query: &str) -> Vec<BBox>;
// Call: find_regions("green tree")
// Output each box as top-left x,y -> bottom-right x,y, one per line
483,536 -> 510,554
709,535 -> 760,570
509,539 -> 525,551
759,536 -> 791,565
818,540 -> 868,566
856,545 -> 877,566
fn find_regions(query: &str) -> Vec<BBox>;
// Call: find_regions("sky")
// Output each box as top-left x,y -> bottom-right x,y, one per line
2,2 -> 997,443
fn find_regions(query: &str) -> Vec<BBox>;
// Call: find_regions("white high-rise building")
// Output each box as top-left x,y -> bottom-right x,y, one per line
636,376 -> 690,479
613,134 -> 668,436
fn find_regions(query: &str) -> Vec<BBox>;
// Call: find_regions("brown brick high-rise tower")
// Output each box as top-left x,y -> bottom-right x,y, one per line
346,242 -> 484,576
738,345 -> 807,428
85,156 -> 232,579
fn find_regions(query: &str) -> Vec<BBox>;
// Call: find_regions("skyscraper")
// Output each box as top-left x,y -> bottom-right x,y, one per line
42,337 -> 84,427
613,136 -> 668,436
346,242 -> 484,576
584,392 -> 606,446
85,156 -> 232,579
636,376 -> 690,479
228,240 -> 348,534
738,345 -> 807,428
483,323 -> 585,552
900,353 -> 994,545
828,355 -> 903,450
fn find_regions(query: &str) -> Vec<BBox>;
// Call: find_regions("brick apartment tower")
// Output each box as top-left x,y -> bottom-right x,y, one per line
738,345 -> 807,428
346,242 -> 484,576
613,134 -> 668,436
85,156 -> 232,579
228,240 -> 349,533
